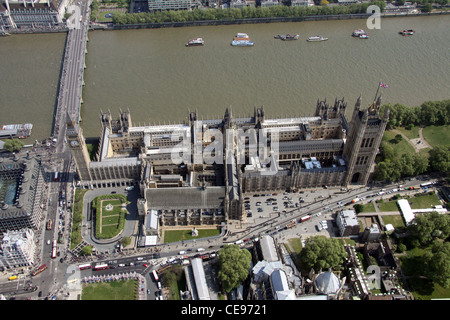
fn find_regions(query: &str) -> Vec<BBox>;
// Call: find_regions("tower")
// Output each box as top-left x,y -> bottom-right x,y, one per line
66,113 -> 92,181
343,95 -> 389,185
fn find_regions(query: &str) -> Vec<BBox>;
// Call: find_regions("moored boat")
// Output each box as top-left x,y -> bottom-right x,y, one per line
307,36 -> 328,42
399,29 -> 415,36
185,38 -> 204,46
231,39 -> 254,47
359,34 -> 369,39
281,34 -> 300,41
352,29 -> 367,37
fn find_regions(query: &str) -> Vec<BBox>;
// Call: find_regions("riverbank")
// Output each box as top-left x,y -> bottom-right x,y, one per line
2,10 -> 449,36
107,10 -> 450,31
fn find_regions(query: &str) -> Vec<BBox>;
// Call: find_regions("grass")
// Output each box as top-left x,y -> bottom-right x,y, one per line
361,202 -> 376,212
163,228 -> 221,243
70,189 -> 89,250
82,280 -> 138,300
396,126 -> 420,140
422,125 -> 450,148
409,193 -> 441,209
382,215 -> 405,228
399,247 -> 450,300
377,200 -> 399,212
383,130 -> 416,157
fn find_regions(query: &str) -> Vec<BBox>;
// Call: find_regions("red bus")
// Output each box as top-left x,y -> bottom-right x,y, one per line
93,263 -> 109,271
32,264 -> 48,276
78,263 -> 92,271
46,219 -> 52,230
299,215 -> 311,223
54,172 -> 59,182
152,270 -> 159,281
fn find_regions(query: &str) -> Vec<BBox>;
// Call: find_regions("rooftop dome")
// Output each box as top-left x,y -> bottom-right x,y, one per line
315,271 -> 341,294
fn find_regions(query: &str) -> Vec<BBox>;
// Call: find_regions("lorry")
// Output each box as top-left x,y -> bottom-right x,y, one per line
351,198 -> 360,203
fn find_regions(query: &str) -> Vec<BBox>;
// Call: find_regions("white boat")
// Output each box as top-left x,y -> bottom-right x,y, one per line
306,36 -> 328,42
359,34 -> 369,39
235,33 -> 249,39
185,38 -> 204,46
352,29 -> 367,37
231,40 -> 254,47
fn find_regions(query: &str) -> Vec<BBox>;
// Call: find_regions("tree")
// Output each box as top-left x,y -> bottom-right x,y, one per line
408,211 -> 450,246
299,236 -> 347,272
422,3 -> 433,12
3,138 -> 24,152
217,244 -> 252,293
423,241 -> 450,288
429,146 -> 450,174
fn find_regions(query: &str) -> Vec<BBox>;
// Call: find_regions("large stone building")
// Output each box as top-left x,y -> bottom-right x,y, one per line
0,0 -> 68,29
68,95 -> 389,226
0,155 -> 45,233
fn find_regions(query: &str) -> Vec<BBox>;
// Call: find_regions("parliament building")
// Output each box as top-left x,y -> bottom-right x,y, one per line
67,95 -> 389,227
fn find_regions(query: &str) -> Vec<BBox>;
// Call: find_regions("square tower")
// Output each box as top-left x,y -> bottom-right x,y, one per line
343,95 -> 389,185
66,114 -> 92,181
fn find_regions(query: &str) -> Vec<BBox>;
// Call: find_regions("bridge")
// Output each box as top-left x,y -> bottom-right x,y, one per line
53,0 -> 91,153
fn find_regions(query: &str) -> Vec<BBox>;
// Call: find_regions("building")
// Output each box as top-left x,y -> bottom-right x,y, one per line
147,0 -> 198,11
68,94 -> 388,227
397,199 -> 414,226
0,155 -> 45,233
0,0 -> 68,29
0,228 -> 36,270
336,209 -> 359,237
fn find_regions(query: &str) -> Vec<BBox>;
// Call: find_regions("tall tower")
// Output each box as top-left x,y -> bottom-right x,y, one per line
66,113 -> 92,181
343,95 -> 389,185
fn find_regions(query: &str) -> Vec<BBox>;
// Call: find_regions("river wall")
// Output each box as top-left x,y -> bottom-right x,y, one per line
108,11 -> 450,31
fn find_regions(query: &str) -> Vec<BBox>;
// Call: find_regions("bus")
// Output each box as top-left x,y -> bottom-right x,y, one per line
420,181 -> 434,188
78,263 -> 92,271
46,219 -> 52,230
8,275 -> 18,281
51,240 -> 57,259
32,264 -> 48,276
54,171 -> 59,182
152,270 -> 159,281
299,215 -> 311,223
93,263 -> 109,271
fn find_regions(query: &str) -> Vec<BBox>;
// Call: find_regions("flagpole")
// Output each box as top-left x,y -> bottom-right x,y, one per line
374,80 -> 381,103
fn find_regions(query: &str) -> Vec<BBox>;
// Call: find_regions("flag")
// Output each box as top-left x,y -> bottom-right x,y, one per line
379,82 -> 389,88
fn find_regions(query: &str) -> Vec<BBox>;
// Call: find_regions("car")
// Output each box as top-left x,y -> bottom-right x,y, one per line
147,289 -> 151,295
316,212 -> 322,217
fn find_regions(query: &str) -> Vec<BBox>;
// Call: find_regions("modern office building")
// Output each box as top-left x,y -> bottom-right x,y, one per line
0,228 -> 36,270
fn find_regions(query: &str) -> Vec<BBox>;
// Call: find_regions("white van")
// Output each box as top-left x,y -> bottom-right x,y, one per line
197,248 -> 205,252
179,251 -> 186,255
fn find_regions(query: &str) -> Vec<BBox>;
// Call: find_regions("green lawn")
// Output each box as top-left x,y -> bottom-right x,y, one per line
422,125 -> 450,148
361,202 -> 376,212
409,193 -> 441,209
82,280 -> 138,300
399,248 -> 450,300
383,130 -> 416,158
396,126 -> 420,140
377,200 -> 399,212
382,215 -> 405,228
163,228 -> 221,243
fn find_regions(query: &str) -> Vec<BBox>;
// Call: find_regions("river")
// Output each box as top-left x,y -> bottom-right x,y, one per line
1,15 -> 449,141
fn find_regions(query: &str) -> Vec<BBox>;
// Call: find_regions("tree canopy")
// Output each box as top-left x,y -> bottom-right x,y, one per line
299,236 -> 347,272
217,244 -> 252,293
3,138 -> 24,152
407,211 -> 450,246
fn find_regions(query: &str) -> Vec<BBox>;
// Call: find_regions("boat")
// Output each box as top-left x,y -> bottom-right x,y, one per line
359,34 -> 369,39
281,34 -> 300,41
1,123 -> 33,138
185,38 -> 204,47
306,36 -> 328,42
399,29 -> 415,36
231,40 -> 254,47
236,33 -> 249,39
352,29 -> 367,37
274,34 -> 285,39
